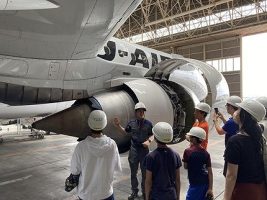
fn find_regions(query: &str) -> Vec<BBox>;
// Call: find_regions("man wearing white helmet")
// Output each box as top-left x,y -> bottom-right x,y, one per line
68,110 -> 121,200
193,102 -> 211,150
114,102 -> 153,200
183,127 -> 214,200
144,122 -> 182,200
224,99 -> 267,200
213,95 -> 242,146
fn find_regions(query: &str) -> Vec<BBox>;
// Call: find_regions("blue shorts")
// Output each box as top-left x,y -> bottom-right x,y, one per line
186,184 -> 208,200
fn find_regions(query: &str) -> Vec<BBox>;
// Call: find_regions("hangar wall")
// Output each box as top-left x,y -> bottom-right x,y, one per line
173,37 -> 241,101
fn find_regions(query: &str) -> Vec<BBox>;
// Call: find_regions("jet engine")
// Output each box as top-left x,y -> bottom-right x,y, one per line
33,59 -> 229,153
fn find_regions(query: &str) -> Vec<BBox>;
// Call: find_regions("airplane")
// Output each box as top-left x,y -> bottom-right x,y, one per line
0,0 -> 229,152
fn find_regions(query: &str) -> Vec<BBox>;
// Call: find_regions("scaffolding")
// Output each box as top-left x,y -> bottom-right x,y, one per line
116,0 -> 267,50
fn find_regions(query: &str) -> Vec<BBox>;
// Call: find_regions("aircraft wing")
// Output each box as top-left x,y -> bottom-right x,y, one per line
0,0 -> 59,10
0,0 -> 142,59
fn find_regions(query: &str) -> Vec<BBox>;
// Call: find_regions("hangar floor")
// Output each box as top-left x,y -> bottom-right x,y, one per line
0,129 -> 225,200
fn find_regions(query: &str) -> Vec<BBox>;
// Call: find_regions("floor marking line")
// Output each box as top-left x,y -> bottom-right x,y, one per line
0,175 -> 32,186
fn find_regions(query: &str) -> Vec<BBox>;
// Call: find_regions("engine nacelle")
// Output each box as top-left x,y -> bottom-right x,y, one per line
33,78 -> 198,153
33,58 -> 230,153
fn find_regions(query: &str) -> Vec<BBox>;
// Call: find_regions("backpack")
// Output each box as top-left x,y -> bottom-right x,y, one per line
260,120 -> 267,183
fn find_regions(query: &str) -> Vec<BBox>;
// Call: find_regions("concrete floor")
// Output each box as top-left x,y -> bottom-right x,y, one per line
0,129 -> 225,200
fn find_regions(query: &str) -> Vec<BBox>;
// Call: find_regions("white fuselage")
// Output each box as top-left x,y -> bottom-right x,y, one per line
0,0 -> 206,99
0,37 -> 209,103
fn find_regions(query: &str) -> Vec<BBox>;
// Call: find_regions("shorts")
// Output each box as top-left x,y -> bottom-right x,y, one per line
186,184 -> 209,200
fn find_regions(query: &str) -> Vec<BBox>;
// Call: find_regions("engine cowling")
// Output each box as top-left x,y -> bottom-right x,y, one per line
33,58 -> 229,153
32,78 -> 197,153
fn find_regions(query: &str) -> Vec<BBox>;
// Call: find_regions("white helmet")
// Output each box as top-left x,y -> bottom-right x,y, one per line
152,122 -> 173,143
256,96 -> 267,110
88,110 -> 107,131
236,99 -> 266,122
186,127 -> 206,141
195,102 -> 211,114
227,96 -> 242,107
135,102 -> 147,111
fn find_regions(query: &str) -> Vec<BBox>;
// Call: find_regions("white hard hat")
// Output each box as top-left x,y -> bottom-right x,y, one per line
88,110 -> 107,131
186,127 -> 206,141
227,96 -> 242,107
152,122 -> 173,143
256,96 -> 267,109
135,102 -> 147,111
195,102 -> 211,114
237,99 -> 266,122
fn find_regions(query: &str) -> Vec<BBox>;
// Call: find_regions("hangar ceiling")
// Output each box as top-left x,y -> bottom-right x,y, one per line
115,0 -> 267,52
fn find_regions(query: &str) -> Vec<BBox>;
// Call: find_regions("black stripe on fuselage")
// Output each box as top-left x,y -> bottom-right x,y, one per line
0,82 -> 88,105
97,40 -> 170,68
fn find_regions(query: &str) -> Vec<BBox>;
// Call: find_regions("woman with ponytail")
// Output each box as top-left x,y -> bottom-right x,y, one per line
223,99 -> 267,200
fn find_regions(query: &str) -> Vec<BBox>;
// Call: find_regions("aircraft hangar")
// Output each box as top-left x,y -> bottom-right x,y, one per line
115,0 -> 267,100
1,1 -> 267,200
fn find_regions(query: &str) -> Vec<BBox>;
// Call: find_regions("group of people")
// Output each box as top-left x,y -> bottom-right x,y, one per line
65,96 -> 267,200
199,96 -> 267,200
195,96 -> 267,200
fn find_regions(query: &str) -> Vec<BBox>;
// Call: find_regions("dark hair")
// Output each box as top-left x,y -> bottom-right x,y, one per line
199,110 -> 208,118
231,105 -> 239,111
189,136 -> 202,144
239,109 -> 263,154
155,137 -> 167,145
91,130 -> 102,134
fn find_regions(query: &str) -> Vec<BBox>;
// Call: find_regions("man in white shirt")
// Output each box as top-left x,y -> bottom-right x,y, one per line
69,110 -> 122,200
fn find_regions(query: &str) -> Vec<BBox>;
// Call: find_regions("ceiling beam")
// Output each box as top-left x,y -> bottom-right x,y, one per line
145,0 -> 234,27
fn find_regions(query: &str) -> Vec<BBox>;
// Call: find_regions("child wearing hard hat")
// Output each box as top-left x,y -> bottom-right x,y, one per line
144,122 -> 182,200
183,127 -> 214,200
193,102 -> 211,150
68,110 -> 122,200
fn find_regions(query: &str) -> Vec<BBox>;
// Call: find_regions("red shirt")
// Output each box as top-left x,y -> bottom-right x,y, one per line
193,121 -> 209,150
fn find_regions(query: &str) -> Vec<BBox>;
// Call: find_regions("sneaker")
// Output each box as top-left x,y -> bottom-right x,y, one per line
128,192 -> 138,200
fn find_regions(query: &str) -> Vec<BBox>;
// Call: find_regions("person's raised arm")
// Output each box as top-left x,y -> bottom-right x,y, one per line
213,113 -> 226,135
218,112 -> 227,124
113,117 -> 127,135
213,120 -> 226,135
